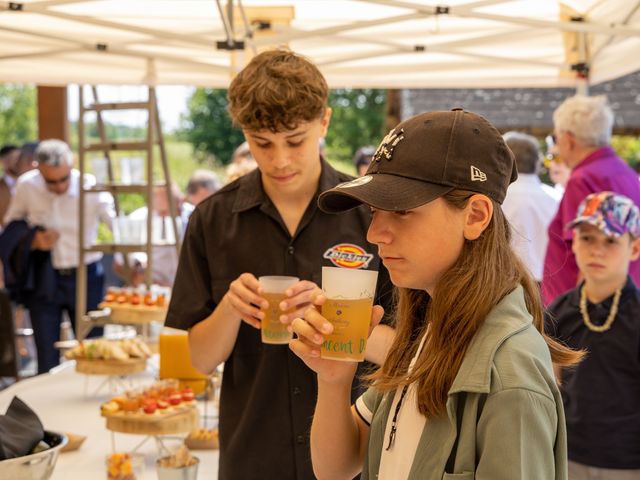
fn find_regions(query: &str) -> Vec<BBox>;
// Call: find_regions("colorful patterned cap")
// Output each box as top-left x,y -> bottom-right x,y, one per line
567,191 -> 640,238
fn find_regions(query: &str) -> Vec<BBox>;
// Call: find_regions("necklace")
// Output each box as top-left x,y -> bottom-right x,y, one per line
579,285 -> 622,333
385,384 -> 409,450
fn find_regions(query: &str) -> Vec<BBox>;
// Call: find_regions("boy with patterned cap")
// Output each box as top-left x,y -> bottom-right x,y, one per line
545,191 -> 640,479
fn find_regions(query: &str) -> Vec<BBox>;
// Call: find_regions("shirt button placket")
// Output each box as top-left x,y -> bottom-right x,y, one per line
285,244 -> 296,272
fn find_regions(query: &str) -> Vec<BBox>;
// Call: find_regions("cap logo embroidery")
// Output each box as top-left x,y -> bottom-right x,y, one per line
323,243 -> 374,269
337,175 -> 373,189
373,128 -> 405,163
470,165 -> 487,182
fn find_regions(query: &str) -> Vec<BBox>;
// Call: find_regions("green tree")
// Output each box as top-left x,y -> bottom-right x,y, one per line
326,89 -> 387,164
612,135 -> 640,171
180,88 -> 244,165
0,84 -> 37,145
180,87 -> 387,168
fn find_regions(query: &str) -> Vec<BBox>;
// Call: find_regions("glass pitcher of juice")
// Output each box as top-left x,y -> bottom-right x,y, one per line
159,327 -> 208,395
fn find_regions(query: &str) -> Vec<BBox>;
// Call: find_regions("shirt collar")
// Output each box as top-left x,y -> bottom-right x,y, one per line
570,276 -> 636,308
232,157 -> 340,213
449,285 -> 533,394
67,169 -> 80,197
513,173 -> 542,185
3,174 -> 16,190
33,168 -> 79,197
573,146 -> 616,173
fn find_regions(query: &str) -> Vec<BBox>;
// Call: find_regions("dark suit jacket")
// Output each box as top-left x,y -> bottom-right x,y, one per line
0,220 -> 55,305
0,176 -> 11,226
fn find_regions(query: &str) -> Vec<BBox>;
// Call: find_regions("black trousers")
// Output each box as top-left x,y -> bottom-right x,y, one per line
29,261 -> 104,374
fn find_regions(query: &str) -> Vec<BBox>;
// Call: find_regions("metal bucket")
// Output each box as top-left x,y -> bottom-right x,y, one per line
156,455 -> 199,480
0,430 -> 68,480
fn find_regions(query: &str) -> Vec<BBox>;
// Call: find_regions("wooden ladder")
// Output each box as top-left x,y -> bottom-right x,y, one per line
75,85 -> 180,340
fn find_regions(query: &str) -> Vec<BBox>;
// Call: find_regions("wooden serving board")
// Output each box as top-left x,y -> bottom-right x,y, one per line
104,405 -> 199,435
75,357 -> 147,375
98,302 -> 168,325
184,433 -> 218,450
60,432 -> 87,452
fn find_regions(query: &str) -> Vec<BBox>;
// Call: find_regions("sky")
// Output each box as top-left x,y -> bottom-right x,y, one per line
67,85 -> 195,132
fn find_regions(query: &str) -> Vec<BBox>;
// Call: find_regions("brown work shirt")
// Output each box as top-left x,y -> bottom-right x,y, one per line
166,160 -> 392,480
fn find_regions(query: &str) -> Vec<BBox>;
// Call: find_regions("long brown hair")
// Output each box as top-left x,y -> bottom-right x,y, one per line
370,190 -> 583,418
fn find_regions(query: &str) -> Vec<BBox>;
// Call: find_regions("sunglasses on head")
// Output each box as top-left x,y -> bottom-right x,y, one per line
43,173 -> 70,185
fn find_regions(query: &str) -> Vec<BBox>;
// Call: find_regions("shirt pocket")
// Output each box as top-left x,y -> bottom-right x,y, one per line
442,473 -> 475,480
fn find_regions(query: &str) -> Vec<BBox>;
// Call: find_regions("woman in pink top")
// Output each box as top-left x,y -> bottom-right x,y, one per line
542,94 -> 640,305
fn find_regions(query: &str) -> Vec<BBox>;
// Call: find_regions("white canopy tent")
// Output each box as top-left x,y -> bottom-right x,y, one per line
0,0 -> 639,89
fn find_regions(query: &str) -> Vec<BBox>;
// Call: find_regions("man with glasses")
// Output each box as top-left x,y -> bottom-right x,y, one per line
541,95 -> 640,305
2,139 -> 114,373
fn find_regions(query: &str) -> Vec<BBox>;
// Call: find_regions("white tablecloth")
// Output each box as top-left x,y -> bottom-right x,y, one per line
0,361 -> 219,479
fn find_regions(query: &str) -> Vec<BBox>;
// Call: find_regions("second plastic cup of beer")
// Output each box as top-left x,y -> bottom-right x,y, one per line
259,276 -> 299,344
321,267 -> 378,362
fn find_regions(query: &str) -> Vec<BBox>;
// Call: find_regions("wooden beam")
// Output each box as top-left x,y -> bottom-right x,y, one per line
37,86 -> 68,142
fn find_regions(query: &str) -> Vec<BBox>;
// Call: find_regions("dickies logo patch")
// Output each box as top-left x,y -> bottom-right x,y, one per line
323,243 -> 374,269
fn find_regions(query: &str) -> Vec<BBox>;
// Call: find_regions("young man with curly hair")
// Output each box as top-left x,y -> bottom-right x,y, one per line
165,49 -> 392,480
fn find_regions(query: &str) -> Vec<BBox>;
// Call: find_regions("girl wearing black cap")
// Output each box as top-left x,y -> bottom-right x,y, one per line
289,109 -> 583,480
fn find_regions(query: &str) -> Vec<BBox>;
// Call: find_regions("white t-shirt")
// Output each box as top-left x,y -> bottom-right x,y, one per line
502,174 -> 559,281
122,203 -> 193,286
355,333 -> 428,479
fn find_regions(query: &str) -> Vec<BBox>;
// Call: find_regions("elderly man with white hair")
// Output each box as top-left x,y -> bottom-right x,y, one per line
3,139 -> 114,373
541,95 -> 640,305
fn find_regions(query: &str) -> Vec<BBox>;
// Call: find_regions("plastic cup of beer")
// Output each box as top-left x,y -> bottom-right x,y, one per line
321,267 -> 378,362
259,276 -> 299,344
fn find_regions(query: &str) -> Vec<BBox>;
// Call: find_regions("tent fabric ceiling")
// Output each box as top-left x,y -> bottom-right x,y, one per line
0,0 -> 639,88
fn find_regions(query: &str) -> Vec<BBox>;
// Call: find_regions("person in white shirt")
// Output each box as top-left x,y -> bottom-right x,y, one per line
185,169 -> 220,207
115,183 -> 192,287
502,131 -> 559,282
3,139 -> 114,373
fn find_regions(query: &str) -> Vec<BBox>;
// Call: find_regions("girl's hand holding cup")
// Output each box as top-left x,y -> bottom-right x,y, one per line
289,293 -> 385,385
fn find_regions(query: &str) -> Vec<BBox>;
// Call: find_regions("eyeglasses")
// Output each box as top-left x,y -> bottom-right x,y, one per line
43,173 -> 70,185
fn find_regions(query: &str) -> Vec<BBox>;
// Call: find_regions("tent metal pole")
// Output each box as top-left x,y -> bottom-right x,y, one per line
0,25 -> 229,72
251,12 -> 423,47
9,1 -> 215,47
591,0 -> 640,61
356,0 -> 640,37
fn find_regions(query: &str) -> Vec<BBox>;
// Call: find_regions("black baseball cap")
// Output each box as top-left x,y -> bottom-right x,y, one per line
319,108 -> 517,213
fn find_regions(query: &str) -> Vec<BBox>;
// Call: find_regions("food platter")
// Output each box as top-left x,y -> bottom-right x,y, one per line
100,380 -> 199,435
65,337 -> 152,375
98,303 -> 168,325
75,357 -> 147,375
102,403 -> 199,435
184,428 -> 219,450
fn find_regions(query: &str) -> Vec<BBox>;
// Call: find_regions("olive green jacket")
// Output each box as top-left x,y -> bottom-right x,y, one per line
361,286 -> 567,480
